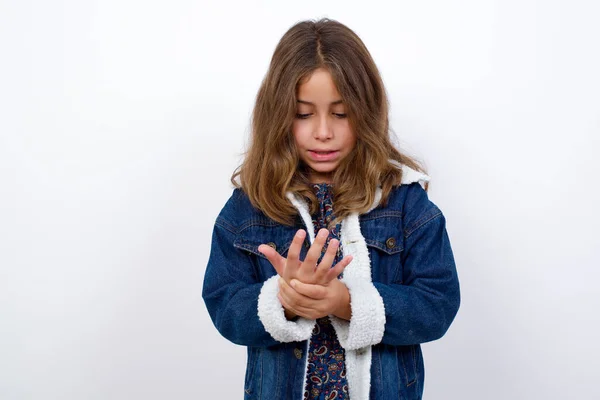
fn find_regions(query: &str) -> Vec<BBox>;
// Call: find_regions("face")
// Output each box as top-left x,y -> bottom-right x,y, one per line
292,68 -> 356,184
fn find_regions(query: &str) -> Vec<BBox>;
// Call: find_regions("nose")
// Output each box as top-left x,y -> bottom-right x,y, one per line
314,115 -> 333,140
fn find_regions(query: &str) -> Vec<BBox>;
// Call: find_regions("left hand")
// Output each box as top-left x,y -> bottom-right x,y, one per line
277,277 -> 351,320
258,228 -> 352,286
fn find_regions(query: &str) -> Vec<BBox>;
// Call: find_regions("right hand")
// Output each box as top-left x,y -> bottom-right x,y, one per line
258,228 -> 353,286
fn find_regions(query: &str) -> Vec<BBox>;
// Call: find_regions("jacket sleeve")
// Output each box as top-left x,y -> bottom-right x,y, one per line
202,217 -> 315,347
374,185 -> 461,346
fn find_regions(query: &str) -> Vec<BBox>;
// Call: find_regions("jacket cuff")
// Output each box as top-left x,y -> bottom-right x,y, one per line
257,275 -> 316,342
330,280 -> 386,350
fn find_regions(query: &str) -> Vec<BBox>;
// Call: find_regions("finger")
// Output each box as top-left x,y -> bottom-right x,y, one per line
278,293 -> 317,320
279,278 -> 317,308
325,255 -> 353,282
302,228 -> 329,272
278,280 -> 303,310
278,287 -> 318,317
277,293 -> 302,317
286,229 -> 306,265
281,230 -> 307,281
290,279 -> 327,300
279,281 -> 325,320
258,244 -> 286,276
279,277 -> 300,301
314,238 -> 339,282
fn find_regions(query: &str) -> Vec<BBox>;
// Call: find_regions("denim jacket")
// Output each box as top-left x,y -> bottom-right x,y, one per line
202,165 -> 461,399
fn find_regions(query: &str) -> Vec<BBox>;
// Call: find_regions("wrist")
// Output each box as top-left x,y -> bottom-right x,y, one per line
284,308 -> 299,321
332,281 -> 351,320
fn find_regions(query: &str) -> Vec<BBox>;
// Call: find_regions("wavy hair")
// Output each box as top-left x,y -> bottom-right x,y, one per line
231,18 -> 428,226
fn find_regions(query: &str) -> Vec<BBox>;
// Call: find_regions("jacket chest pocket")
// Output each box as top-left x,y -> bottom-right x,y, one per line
360,213 -> 405,284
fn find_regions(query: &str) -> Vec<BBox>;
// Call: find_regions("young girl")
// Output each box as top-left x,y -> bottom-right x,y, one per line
203,18 -> 460,400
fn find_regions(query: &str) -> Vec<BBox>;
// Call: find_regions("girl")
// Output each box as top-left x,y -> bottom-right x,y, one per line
203,18 -> 460,400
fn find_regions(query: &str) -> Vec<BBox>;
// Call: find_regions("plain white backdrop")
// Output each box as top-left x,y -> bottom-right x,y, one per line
1,0 -> 599,399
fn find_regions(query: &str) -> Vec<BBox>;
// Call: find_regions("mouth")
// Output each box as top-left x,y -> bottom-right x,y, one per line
308,150 -> 340,161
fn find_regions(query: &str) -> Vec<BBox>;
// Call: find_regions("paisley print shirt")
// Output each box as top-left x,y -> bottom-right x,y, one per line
304,182 -> 349,400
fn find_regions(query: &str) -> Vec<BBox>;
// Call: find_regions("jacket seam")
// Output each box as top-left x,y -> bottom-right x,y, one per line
215,216 -> 237,234
238,218 -> 284,232
404,210 -> 442,239
360,210 -> 403,220
217,216 -> 288,235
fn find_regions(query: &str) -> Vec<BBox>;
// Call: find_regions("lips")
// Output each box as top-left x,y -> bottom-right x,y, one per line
308,150 -> 339,161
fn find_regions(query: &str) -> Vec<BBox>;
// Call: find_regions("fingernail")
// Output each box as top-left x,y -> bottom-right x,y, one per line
290,279 -> 297,288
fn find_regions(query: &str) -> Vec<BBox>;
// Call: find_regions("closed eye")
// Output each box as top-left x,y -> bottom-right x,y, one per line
295,113 -> 347,119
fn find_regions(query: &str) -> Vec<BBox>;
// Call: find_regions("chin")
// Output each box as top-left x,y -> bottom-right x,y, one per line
309,161 -> 339,171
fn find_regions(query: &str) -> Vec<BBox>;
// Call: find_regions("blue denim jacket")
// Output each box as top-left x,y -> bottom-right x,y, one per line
203,168 -> 460,399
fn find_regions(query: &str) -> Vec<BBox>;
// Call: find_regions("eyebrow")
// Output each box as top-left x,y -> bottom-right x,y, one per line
297,99 -> 344,105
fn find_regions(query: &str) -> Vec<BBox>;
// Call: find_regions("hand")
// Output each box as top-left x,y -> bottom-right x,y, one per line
277,277 -> 351,320
258,228 -> 353,286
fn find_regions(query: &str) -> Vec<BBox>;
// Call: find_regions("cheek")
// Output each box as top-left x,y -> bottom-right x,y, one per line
335,118 -> 351,133
292,121 -> 311,146
340,124 -> 356,148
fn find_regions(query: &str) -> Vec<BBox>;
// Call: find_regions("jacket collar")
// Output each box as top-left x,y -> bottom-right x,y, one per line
285,164 -> 429,244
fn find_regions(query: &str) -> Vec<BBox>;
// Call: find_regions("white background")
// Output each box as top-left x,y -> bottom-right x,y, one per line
1,0 -> 599,399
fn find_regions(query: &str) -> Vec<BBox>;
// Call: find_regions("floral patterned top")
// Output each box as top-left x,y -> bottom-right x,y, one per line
304,182 -> 349,400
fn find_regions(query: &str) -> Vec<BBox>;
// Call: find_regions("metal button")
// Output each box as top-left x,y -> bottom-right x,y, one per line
294,348 -> 303,359
385,237 -> 396,249
267,242 -> 277,251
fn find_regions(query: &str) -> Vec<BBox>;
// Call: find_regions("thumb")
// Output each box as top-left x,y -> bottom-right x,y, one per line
258,244 -> 285,276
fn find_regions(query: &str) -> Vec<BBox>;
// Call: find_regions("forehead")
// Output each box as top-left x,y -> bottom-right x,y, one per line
297,68 -> 343,105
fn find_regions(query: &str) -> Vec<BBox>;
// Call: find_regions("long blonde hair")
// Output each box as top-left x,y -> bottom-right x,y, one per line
232,18 -> 428,226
